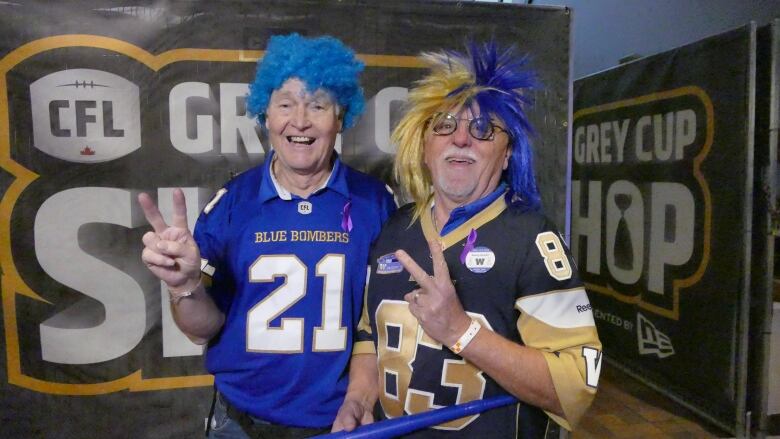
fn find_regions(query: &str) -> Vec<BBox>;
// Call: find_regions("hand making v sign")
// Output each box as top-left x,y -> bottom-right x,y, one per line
397,239 -> 472,349
138,188 -> 201,295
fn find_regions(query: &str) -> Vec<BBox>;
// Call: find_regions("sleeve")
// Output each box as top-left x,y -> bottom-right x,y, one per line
192,187 -> 235,314
513,220 -> 602,430
352,264 -> 377,356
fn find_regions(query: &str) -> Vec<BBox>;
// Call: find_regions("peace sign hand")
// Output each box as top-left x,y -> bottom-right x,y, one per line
396,240 -> 471,347
138,189 -> 202,293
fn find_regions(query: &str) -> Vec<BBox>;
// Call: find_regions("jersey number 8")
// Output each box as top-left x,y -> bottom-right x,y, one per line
535,231 -> 573,281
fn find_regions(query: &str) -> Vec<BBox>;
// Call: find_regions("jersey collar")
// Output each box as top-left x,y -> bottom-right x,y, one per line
439,183 -> 507,235
421,184 -> 508,250
259,150 -> 350,202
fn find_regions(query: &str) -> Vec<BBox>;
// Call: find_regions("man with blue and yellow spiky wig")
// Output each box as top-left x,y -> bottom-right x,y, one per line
139,33 -> 396,438
337,41 -> 601,438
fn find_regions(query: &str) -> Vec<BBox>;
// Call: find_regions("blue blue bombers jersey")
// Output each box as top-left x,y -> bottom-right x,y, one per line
193,151 -> 395,427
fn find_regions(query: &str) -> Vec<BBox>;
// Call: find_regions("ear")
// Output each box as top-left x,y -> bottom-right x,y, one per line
336,107 -> 345,133
264,115 -> 269,131
503,146 -> 512,171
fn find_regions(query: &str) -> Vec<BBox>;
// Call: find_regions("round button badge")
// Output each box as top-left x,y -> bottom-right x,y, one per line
464,246 -> 495,274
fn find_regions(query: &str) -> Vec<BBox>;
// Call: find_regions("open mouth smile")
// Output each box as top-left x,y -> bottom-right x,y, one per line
287,136 -> 316,145
446,156 -> 475,164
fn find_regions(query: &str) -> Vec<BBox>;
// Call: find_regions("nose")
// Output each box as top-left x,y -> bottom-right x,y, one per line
451,120 -> 472,148
291,105 -> 311,130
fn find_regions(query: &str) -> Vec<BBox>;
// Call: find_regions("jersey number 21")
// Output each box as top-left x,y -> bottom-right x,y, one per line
246,254 -> 347,353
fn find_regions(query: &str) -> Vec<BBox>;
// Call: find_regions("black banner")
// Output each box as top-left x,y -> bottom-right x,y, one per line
572,25 -> 756,433
0,1 -> 571,437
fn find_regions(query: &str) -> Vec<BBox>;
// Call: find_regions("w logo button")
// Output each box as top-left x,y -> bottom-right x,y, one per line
464,246 -> 495,274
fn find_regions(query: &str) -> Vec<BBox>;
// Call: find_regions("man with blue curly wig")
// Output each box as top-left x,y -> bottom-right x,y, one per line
138,33 -> 395,438
336,41 -> 601,438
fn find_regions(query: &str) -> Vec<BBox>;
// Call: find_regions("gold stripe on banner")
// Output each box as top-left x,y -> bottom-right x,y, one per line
573,86 -> 715,321
0,34 -> 422,395
359,54 -> 426,68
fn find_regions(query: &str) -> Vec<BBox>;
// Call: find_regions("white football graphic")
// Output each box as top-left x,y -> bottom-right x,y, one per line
30,68 -> 141,163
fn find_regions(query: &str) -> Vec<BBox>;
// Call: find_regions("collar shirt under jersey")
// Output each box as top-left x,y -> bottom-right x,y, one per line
193,150 -> 396,428
355,193 -> 602,438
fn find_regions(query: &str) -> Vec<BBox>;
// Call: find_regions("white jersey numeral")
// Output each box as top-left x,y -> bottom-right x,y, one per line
247,254 -> 346,353
314,255 -> 348,351
535,231 -> 573,280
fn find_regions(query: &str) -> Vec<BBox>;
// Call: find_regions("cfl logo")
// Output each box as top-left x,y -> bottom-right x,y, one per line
30,69 -> 141,163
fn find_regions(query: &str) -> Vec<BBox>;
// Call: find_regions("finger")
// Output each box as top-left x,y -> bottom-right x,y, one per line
427,239 -> 451,283
142,247 -> 175,267
404,290 -> 424,320
332,407 -> 357,432
404,287 -> 424,301
155,239 -> 193,259
138,193 -> 168,234
170,188 -> 189,230
340,415 -> 357,432
141,231 -> 161,249
395,250 -> 434,290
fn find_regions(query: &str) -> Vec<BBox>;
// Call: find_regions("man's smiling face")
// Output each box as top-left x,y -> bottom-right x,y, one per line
265,77 -> 341,178
424,103 -> 511,207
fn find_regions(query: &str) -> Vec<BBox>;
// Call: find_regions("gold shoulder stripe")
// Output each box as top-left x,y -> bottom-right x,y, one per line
420,196 -> 438,244
421,194 -> 508,250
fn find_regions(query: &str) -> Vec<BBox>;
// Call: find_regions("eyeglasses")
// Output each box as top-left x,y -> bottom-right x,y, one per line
429,112 -> 510,141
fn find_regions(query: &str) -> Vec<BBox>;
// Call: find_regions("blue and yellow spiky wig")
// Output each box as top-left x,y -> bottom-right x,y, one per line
246,33 -> 365,129
393,40 -> 539,220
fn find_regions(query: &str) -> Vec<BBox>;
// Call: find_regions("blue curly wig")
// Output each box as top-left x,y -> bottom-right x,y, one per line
246,33 -> 365,129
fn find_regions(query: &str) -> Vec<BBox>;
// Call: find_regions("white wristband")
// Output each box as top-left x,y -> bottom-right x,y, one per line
450,319 -> 481,354
169,280 -> 200,305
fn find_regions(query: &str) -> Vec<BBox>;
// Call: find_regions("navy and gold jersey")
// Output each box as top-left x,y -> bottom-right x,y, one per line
194,152 -> 395,428
355,194 -> 601,438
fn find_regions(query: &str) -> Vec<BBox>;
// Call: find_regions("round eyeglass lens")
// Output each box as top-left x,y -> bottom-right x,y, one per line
470,117 -> 493,140
432,113 -> 456,135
